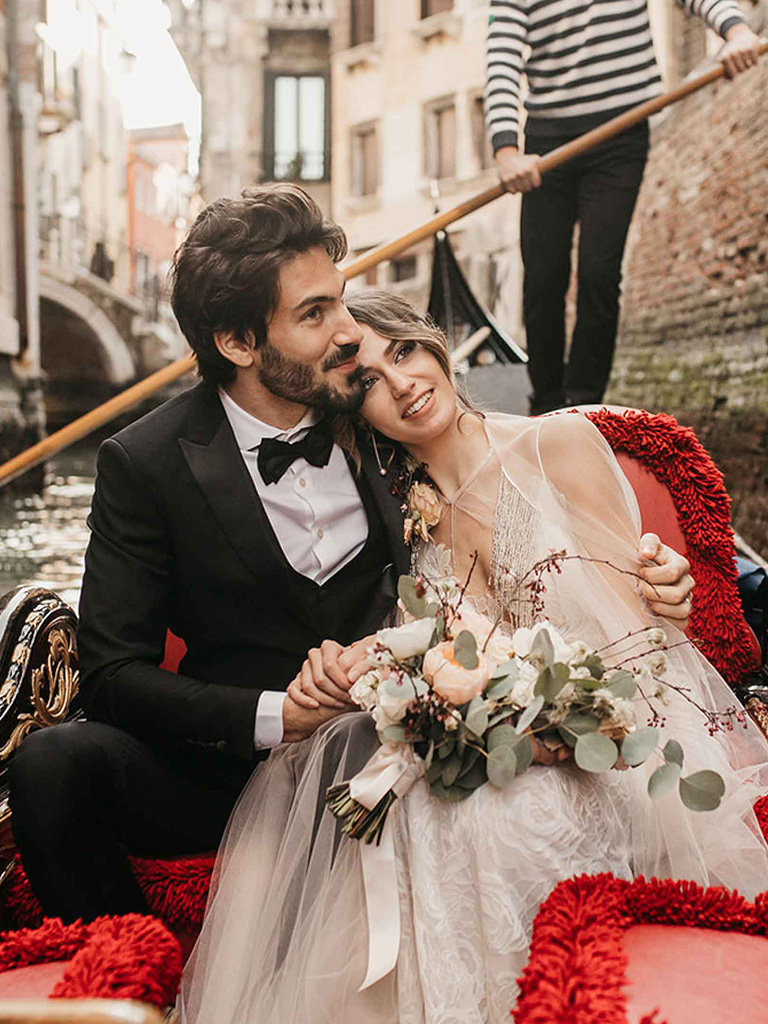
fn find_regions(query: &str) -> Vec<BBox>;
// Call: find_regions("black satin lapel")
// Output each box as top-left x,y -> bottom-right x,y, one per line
358,434 -> 410,578
179,419 -> 283,583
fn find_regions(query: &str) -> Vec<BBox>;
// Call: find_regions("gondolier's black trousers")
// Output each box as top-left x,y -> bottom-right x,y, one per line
521,121 -> 649,415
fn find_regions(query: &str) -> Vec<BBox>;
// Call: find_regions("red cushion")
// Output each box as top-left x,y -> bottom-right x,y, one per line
0,961 -> 66,999
623,923 -> 768,1024
0,915 -> 182,1005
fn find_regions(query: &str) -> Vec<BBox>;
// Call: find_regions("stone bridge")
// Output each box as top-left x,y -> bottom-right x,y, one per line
38,262 -> 187,427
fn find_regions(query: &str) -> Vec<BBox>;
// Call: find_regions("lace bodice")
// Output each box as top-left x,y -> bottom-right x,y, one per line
416,467 -> 537,629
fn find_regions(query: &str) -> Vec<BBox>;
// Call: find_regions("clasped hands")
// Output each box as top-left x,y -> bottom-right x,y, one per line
283,533 -> 694,747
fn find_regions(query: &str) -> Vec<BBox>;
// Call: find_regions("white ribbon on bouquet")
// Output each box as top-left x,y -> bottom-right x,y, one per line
349,741 -> 425,990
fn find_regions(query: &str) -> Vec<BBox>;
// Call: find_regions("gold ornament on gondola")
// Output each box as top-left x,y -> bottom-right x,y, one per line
0,628 -> 79,759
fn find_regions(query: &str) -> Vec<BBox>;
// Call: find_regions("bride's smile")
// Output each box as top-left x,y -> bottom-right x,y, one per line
357,324 -> 456,444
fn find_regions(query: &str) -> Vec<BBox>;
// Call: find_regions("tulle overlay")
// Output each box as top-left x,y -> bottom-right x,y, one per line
180,414 -> 768,1024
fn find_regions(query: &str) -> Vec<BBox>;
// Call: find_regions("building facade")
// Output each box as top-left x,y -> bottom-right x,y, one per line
169,0 -> 337,211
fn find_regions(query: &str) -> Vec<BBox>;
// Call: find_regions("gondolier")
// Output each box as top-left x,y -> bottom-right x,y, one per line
485,0 -> 763,415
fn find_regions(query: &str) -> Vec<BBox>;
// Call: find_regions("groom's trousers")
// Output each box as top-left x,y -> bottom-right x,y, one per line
9,719 -> 252,923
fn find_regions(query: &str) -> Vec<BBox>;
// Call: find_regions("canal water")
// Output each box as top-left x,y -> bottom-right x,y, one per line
0,441 -> 97,612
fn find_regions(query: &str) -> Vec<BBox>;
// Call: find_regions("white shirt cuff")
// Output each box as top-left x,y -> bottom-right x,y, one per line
254,690 -> 286,749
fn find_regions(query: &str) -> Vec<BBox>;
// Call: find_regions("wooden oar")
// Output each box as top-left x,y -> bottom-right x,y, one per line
0,41 -> 765,489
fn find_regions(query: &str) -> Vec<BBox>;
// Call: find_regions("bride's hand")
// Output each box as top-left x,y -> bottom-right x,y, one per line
637,533 -> 695,629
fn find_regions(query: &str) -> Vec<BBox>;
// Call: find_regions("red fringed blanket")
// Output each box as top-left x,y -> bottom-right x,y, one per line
0,913 -> 182,1006
586,409 -> 757,686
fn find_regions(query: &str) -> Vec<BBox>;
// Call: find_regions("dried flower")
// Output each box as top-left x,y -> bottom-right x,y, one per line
646,627 -> 667,648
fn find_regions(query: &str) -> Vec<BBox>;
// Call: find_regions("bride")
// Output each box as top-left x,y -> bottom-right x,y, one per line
180,292 -> 768,1024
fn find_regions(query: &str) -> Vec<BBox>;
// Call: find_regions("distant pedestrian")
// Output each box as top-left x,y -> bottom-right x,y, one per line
485,0 -> 763,415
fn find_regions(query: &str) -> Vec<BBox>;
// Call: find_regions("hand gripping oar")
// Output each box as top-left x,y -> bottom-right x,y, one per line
0,40 -> 765,488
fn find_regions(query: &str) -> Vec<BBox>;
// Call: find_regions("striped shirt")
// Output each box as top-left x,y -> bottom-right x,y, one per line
485,0 -> 745,151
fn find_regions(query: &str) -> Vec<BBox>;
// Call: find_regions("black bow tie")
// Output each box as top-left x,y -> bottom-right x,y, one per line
257,419 -> 334,485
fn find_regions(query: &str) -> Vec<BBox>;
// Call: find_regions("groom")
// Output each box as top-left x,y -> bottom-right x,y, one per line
9,184 -> 693,923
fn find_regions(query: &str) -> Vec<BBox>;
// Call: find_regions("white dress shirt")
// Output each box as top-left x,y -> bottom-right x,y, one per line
219,389 -> 369,749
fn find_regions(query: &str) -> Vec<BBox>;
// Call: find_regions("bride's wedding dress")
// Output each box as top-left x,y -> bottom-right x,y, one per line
180,414 -> 768,1024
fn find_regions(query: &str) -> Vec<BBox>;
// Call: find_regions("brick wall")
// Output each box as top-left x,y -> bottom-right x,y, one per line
607,52 -> 768,557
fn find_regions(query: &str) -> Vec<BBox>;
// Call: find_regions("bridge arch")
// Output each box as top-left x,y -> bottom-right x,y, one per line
38,275 -> 135,386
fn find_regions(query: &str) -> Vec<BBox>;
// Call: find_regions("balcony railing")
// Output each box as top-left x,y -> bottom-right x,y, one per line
270,0 -> 333,22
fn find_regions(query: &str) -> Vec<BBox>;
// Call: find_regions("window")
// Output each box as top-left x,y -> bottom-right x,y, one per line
265,73 -> 329,181
351,0 -> 375,46
424,98 -> 456,181
421,0 -> 452,17
351,122 -> 379,197
471,95 -> 494,170
391,255 -> 417,282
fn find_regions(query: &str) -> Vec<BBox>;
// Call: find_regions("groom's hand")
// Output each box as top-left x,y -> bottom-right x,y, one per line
281,692 -> 349,744
638,533 -> 695,628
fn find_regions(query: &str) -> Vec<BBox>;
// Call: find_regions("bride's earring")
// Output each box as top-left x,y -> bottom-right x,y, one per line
371,433 -> 387,476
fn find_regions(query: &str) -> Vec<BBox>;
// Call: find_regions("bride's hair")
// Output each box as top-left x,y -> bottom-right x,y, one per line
332,290 -> 480,471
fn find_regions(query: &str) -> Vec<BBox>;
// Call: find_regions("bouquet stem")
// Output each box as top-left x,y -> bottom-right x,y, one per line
325,783 -> 397,845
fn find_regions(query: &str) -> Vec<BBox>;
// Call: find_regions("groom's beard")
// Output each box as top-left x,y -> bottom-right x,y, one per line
257,341 -> 365,415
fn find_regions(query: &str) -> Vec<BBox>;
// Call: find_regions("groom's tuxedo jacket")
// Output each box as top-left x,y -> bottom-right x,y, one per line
77,382 -> 409,768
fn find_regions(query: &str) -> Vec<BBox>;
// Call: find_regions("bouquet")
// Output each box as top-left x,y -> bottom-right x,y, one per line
326,558 -> 740,845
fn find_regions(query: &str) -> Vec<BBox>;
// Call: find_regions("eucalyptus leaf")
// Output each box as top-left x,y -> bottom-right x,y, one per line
576,677 -> 603,692
663,739 -> 684,768
574,732 -> 618,773
397,575 -> 426,618
647,761 -> 681,799
487,745 -> 517,788
514,733 -> 534,774
429,779 -> 474,802
426,757 -> 444,784
515,695 -> 545,735
535,666 -> 568,701
577,654 -> 605,680
437,737 -> 455,760
424,602 -> 439,618
561,712 -> 600,737
487,725 -> 518,752
381,725 -> 406,743
458,761 -> 488,790
465,695 -> 489,738
488,708 -> 516,728
491,659 -> 518,681
557,726 -> 578,748
621,727 -> 659,767
457,746 -> 481,780
454,630 -> 479,670
679,770 -> 726,812
531,628 -> 555,666
485,676 -> 514,700
607,670 -> 637,700
441,752 -> 463,788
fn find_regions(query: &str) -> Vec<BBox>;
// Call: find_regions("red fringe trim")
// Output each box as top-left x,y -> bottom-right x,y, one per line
3,852 -> 215,932
585,409 -> 757,687
0,914 -> 182,1006
513,874 -> 767,1024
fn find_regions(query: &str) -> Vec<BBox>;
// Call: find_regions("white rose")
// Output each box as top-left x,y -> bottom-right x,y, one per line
510,661 -> 539,708
513,622 -> 576,666
376,618 -> 436,661
349,671 -> 379,711
372,674 -> 425,732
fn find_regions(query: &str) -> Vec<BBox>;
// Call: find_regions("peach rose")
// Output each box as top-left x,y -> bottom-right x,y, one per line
423,641 -> 492,705
409,482 -> 442,528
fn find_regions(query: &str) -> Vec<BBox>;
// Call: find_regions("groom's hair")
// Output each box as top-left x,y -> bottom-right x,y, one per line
170,183 -> 348,386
